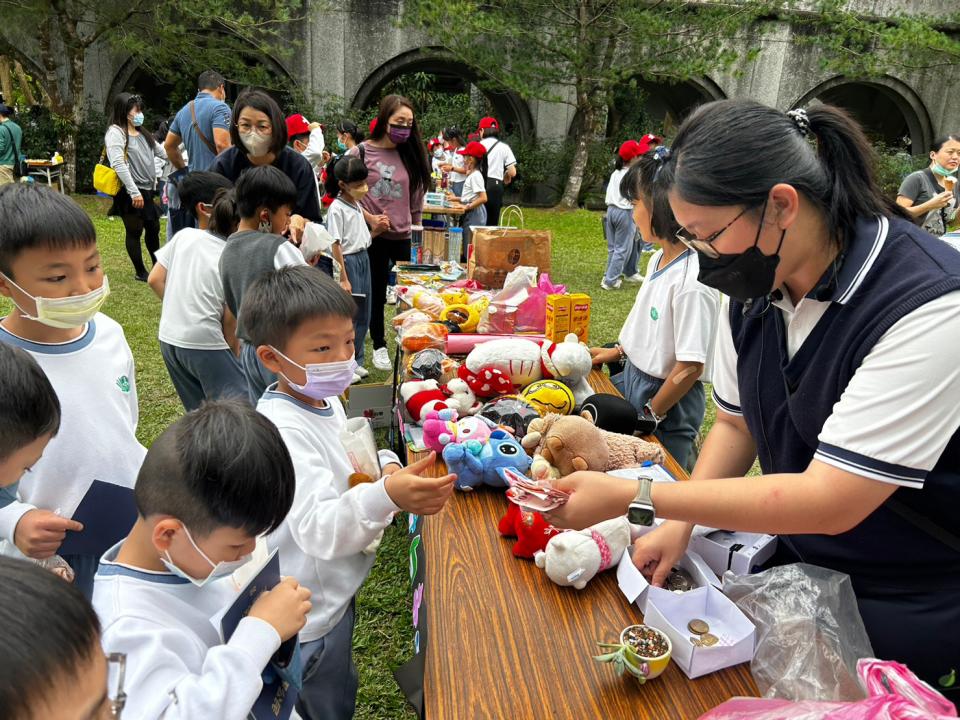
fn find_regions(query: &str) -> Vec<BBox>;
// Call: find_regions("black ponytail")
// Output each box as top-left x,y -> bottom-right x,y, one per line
324,155 -> 369,200
620,151 -> 681,242
665,99 -> 907,250
208,188 -> 239,238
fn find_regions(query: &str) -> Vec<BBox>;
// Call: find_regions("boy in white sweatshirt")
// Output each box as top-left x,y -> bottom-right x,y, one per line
243,265 -> 454,720
92,400 -> 312,719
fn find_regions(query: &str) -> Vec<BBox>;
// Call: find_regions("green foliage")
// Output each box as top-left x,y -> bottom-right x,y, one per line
872,143 -> 927,199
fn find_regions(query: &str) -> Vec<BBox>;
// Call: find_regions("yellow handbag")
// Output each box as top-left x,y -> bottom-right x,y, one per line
92,146 -> 123,196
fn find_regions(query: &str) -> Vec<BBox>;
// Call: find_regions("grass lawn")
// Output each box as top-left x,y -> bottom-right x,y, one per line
0,198 -> 717,719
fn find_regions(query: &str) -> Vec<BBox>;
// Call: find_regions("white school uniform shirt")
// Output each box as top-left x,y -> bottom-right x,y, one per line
326,198 -> 372,255
0,315 -> 146,543
618,248 -> 720,382
446,148 -> 467,184
256,387 -> 401,641
480,137 -> 517,181
460,169 -> 486,206
93,544 -> 281,720
605,167 -> 633,210
712,277 -> 960,489
156,227 -> 230,350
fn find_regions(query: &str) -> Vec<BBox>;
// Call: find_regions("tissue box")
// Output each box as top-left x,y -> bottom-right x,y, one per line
689,530 -> 778,577
643,584 -> 756,679
617,547 -> 719,614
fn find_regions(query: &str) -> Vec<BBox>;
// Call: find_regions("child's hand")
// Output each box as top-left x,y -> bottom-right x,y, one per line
340,278 -> 352,293
589,346 -> 619,366
14,509 -> 83,559
249,577 -> 312,642
384,452 -> 455,516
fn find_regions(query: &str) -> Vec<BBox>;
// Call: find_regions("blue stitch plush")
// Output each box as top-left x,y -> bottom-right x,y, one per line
443,430 -> 532,491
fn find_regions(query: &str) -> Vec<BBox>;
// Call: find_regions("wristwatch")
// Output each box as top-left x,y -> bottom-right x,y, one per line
627,477 -> 655,526
642,401 -> 664,431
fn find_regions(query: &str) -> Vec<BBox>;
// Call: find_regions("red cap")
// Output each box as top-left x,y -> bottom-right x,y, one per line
618,140 -> 643,162
369,118 -> 378,134
478,116 -> 499,131
457,141 -> 487,159
285,113 -> 311,138
467,131 -> 480,142
637,133 -> 663,154
428,137 -> 442,149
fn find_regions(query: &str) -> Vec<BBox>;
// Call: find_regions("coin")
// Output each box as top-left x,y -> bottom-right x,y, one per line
689,636 -> 703,647
687,619 -> 710,635
664,566 -> 696,593
700,633 -> 719,647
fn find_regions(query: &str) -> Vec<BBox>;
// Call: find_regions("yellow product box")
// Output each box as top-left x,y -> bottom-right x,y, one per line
569,293 -> 592,343
545,293 -> 571,342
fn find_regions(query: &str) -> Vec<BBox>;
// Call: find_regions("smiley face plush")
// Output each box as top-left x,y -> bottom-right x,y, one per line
520,379 -> 575,415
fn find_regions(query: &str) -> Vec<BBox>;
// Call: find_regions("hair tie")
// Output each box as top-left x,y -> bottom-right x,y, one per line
787,108 -> 810,137
654,146 -> 671,163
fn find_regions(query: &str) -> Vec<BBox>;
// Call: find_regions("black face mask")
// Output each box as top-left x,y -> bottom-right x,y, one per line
696,208 -> 786,303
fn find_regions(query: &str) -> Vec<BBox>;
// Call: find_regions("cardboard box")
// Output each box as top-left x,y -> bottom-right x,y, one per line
643,584 -> 756,679
568,293 -> 592,343
689,530 -> 778,578
617,547 -> 719,615
468,228 -> 552,288
544,294 -> 571,342
345,383 -> 394,429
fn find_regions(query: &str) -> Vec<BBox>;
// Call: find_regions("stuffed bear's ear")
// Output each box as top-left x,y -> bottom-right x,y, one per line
580,408 -> 596,424
572,456 -> 588,471
533,550 -> 546,568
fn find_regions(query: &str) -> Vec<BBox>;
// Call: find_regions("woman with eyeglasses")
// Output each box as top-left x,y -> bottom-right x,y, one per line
347,94 -> 431,373
544,99 -> 960,685
208,90 -> 322,243
105,93 -> 168,281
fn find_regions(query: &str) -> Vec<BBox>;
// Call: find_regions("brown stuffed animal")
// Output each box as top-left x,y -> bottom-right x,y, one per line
521,414 -> 664,476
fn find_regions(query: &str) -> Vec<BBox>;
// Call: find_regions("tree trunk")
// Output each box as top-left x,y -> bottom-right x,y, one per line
0,57 -> 13,105
14,62 -> 36,106
559,99 -> 602,209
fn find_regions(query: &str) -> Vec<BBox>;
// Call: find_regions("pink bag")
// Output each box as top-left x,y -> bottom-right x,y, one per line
515,274 -> 566,333
699,660 -> 958,720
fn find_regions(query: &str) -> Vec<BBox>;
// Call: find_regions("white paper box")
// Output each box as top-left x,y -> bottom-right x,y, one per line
617,547 -> 719,614
643,584 -> 756,679
345,383 -> 394,429
689,530 -> 778,577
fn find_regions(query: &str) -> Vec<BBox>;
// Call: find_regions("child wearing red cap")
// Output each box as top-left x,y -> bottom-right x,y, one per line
602,140 -> 646,290
478,117 -> 517,226
286,113 -> 326,173
446,141 -> 489,250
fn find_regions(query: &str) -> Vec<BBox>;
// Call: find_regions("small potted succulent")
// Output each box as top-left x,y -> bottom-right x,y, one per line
594,624 -> 672,683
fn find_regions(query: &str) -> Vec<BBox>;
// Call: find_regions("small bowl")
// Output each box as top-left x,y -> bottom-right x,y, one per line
620,624 -> 672,680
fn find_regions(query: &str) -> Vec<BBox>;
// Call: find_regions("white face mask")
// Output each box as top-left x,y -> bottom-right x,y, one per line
271,346 -> 357,400
1,273 -> 110,329
161,524 -> 252,588
240,131 -> 272,158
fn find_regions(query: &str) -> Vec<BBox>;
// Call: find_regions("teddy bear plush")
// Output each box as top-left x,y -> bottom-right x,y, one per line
533,516 -> 632,589
498,502 -> 563,559
400,379 -> 449,423
521,414 -> 664,476
539,333 -> 593,404
443,430 -> 532,491
441,377 -> 480,415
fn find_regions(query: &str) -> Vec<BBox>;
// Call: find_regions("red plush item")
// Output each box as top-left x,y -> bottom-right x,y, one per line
458,364 -> 514,398
498,502 -> 562,559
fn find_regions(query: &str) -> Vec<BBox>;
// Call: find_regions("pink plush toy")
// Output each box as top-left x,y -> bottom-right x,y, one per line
422,409 -> 493,453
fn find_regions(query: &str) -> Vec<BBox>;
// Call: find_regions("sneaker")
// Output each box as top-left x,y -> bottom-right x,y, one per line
624,273 -> 644,284
373,347 -> 392,371
600,278 -> 622,290
385,286 -> 397,305
355,366 -> 370,379
351,372 -> 362,385
134,273 -> 148,283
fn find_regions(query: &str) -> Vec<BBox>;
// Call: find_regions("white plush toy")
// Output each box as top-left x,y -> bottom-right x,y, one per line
442,378 -> 480,415
540,333 -> 594,404
533,516 -> 632,590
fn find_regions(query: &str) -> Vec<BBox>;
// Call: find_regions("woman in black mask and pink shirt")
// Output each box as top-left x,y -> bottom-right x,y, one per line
349,94 -> 431,371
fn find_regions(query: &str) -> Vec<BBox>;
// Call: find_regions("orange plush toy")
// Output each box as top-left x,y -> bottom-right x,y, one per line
498,502 -> 563,559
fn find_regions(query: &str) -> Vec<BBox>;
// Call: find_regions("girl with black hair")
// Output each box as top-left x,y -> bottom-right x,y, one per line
325,156 -> 373,378
896,134 -> 960,236
335,119 -> 364,153
545,99 -> 960,686
439,125 -> 467,195
348,94 -> 431,371
602,140 -> 645,290
105,92 -> 168,281
590,150 -> 719,470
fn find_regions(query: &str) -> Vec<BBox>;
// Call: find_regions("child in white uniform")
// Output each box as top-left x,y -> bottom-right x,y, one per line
590,152 -> 719,470
92,401 -> 311,720
446,140 -> 489,249
244,265 -> 454,720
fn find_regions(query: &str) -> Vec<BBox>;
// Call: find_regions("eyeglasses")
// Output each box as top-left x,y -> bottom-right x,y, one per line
237,122 -> 272,135
107,652 -> 127,719
675,206 -> 752,259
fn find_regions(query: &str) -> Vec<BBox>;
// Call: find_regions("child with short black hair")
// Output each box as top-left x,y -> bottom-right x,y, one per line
324,155 -> 372,381
590,152 -> 719,470
244,265 -> 454,720
0,555 -> 114,720
0,184 -> 145,597
218,165 -> 307,403
92,399 -> 312,719
148,171 -> 246,411
445,140 -> 488,248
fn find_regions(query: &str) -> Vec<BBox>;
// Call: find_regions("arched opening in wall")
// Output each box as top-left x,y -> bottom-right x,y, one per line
607,77 -> 725,139
795,78 -> 931,153
352,48 -> 534,142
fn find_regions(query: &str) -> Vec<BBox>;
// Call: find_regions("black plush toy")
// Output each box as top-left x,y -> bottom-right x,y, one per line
578,393 -> 657,436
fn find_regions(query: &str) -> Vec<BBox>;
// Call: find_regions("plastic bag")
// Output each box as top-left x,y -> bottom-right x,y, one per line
516,273 -> 566,333
400,322 -> 448,352
339,417 -> 381,484
700,659 -> 958,719
722,563 -> 875,701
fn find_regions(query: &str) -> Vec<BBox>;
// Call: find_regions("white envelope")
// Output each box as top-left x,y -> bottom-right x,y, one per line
643,584 -> 756,679
616,546 -> 720,614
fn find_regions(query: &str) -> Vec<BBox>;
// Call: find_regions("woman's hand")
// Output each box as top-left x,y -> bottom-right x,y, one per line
131,194 -> 144,209
928,190 -> 954,211
543,471 -> 637,530
590,346 -> 619,366
631,520 -> 693,587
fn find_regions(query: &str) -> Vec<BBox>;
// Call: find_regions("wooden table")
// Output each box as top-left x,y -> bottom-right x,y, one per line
423,202 -> 465,216
26,160 -> 64,192
408,369 -> 759,719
